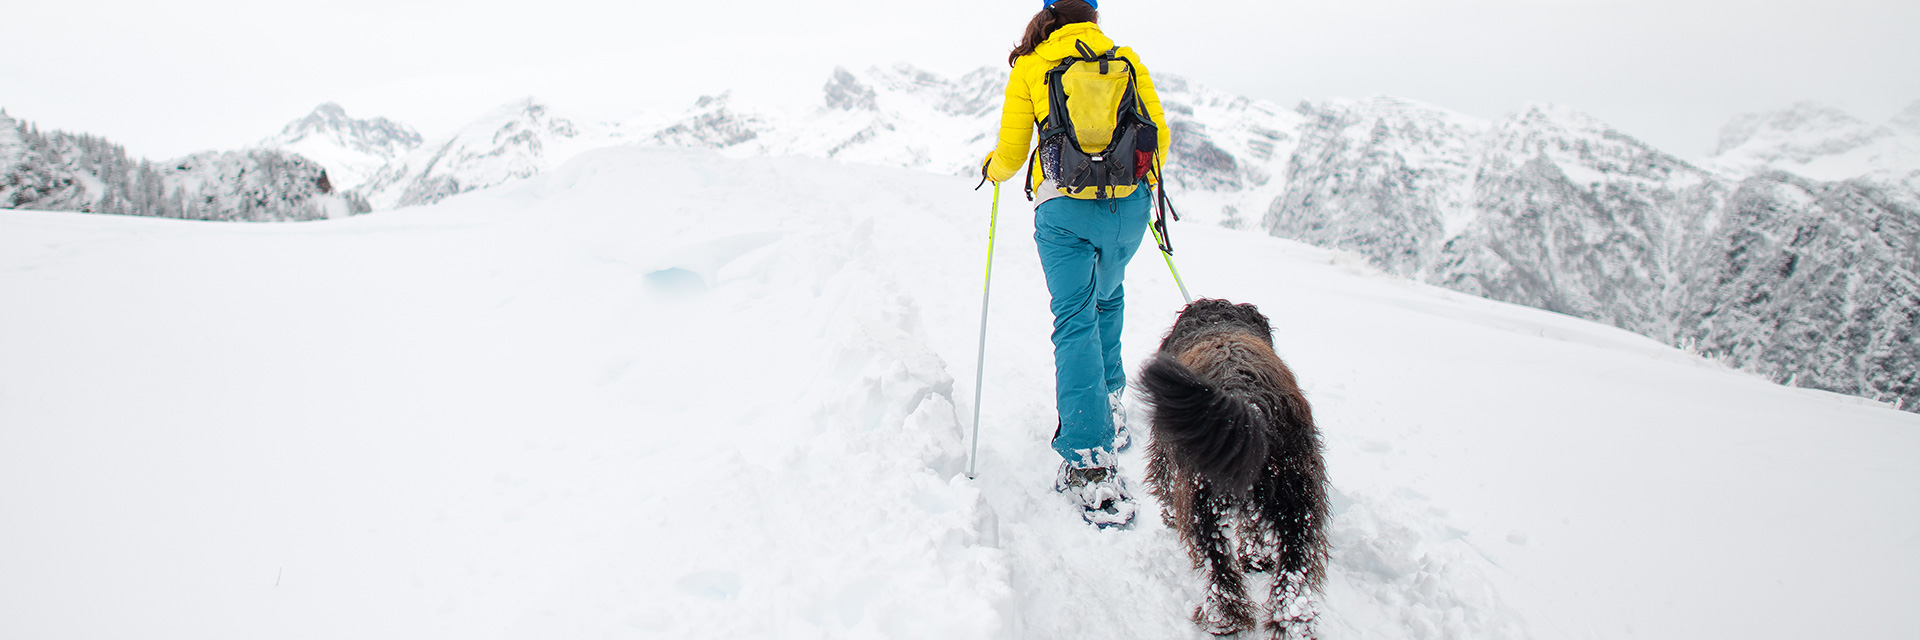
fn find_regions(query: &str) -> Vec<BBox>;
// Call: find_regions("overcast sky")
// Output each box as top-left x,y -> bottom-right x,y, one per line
4,0 -> 1916,160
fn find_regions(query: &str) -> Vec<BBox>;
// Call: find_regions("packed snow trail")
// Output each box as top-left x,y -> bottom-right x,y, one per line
2,147 -> 1917,640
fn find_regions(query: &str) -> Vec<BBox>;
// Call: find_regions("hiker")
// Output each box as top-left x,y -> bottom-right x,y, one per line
980,0 -> 1172,527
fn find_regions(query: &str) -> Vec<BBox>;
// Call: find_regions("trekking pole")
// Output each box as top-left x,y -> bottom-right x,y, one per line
1151,223 -> 1192,304
966,182 -> 1002,479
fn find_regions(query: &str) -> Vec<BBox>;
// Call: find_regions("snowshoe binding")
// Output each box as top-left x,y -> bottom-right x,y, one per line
1055,458 -> 1137,528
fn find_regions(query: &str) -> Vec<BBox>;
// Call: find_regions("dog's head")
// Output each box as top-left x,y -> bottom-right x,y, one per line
1158,298 -> 1274,355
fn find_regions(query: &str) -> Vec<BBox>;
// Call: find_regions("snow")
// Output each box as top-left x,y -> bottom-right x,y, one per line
2,146 -> 1917,640
263,103 -> 424,193
0,110 -> 22,171
1705,101 -> 1920,184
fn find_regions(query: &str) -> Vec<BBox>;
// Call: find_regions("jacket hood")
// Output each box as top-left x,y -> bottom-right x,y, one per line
1034,23 -> 1115,60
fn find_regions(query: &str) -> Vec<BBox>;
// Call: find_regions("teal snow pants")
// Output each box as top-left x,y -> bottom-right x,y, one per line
1035,183 -> 1153,466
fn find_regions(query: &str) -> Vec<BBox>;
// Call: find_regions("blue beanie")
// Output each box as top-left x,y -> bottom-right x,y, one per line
1044,0 -> 1097,8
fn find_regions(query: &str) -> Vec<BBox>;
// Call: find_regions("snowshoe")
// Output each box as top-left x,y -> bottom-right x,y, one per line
1055,459 -> 1137,528
1108,387 -> 1132,452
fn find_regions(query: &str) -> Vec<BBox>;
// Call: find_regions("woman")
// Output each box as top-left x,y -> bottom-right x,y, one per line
981,0 -> 1171,527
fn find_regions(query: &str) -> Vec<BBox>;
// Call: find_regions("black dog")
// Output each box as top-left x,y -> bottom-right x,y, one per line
1140,299 -> 1329,639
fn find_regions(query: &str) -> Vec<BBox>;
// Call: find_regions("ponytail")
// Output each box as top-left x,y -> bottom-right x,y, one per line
1008,0 -> 1098,67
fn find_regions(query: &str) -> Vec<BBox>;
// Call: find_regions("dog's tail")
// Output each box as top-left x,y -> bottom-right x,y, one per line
1139,353 -> 1271,492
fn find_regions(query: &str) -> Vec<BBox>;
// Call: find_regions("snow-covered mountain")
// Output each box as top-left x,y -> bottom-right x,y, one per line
1224,95 -> 1915,412
1252,96 -> 1918,412
1432,102 -> 1722,335
343,64 -> 1310,223
262,102 -> 422,192
360,97 -> 614,210
1263,96 -> 1484,276
5,147 -> 1916,640
350,65 -> 1008,210
1,109 -> 367,221
256,67 -> 1919,412
630,64 -> 1009,175
1706,100 -> 1920,188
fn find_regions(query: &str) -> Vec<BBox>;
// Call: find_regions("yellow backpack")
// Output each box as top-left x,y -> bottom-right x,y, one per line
1034,41 -> 1160,200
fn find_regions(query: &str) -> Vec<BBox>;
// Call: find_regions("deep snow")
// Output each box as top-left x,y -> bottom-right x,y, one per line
1,147 -> 1916,640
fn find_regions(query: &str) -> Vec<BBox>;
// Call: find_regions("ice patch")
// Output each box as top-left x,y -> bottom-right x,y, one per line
642,267 -> 706,297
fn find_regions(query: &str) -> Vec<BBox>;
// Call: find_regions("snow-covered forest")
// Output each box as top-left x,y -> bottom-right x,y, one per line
0,110 -> 366,221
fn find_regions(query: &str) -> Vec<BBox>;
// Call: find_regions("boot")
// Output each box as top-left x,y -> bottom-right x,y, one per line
1108,387 -> 1132,452
1054,457 -> 1137,528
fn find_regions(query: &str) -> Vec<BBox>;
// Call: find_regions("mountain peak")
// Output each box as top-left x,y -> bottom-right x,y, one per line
1713,101 -> 1866,155
1892,99 -> 1920,133
311,102 -> 348,119
263,102 -> 423,192
824,67 -> 878,111
452,97 -> 577,144
273,103 -> 421,146
1508,102 -> 1612,132
480,96 -> 549,120
1506,102 -> 1672,151
870,63 -> 951,92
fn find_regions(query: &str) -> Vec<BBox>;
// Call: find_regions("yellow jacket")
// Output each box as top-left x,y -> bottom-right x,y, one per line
985,22 -> 1172,195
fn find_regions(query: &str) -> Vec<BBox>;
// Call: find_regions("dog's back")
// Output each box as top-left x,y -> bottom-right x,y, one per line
1141,300 -> 1311,492
1140,299 -> 1329,637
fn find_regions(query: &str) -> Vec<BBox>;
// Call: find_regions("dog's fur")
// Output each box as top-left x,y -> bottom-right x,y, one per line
1141,299 -> 1329,639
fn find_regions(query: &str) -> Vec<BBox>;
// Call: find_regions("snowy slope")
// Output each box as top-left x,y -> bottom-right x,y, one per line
2,147 -> 1916,640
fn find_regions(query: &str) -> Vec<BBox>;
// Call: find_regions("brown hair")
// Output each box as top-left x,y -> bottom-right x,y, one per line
1008,0 -> 1099,67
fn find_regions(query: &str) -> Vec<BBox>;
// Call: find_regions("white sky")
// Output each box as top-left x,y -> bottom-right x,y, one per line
3,0 -> 1917,160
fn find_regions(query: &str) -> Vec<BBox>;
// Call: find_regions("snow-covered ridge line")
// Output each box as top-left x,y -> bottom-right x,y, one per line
8,63 -> 1917,412
317,66 -> 1918,216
